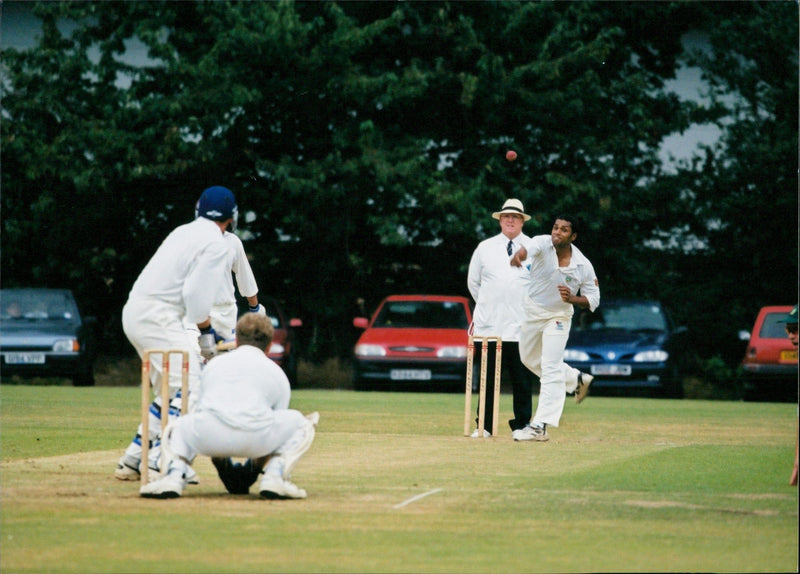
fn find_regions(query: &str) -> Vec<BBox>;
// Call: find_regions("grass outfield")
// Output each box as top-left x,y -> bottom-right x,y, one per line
1,385 -> 797,573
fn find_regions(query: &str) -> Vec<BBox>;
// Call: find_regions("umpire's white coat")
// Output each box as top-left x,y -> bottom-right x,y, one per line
467,232 -> 531,341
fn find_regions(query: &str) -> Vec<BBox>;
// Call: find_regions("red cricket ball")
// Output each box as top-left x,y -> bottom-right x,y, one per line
506,150 -> 517,162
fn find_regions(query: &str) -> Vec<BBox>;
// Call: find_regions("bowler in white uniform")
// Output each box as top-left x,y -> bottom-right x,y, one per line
511,214 -> 600,441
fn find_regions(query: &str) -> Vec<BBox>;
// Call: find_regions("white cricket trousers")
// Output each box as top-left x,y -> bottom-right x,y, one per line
122,297 -> 203,394
122,298 -> 205,466
168,409 -> 306,461
519,298 -> 581,428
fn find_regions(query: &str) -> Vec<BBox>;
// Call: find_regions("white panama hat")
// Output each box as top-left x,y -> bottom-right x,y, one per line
492,198 -> 531,221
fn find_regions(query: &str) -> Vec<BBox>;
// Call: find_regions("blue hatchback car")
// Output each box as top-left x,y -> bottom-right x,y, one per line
563,299 -> 689,398
0,288 -> 97,386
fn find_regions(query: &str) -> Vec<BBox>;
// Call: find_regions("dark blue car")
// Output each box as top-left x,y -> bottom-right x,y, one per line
563,299 -> 689,398
0,288 -> 97,386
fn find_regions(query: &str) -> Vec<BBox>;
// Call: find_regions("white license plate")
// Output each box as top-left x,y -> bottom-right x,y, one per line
390,369 -> 432,381
591,364 -> 631,376
4,353 -> 46,365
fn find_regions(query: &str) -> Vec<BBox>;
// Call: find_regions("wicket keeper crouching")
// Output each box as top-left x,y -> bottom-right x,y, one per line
140,313 -> 318,500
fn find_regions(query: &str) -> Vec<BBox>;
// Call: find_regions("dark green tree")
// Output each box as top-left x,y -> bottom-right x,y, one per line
3,1 -> 794,365
650,1 -> 798,362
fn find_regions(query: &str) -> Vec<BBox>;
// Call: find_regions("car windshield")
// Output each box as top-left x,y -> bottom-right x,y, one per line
0,291 -> 78,322
574,302 -> 667,332
759,312 -> 791,339
373,300 -> 468,329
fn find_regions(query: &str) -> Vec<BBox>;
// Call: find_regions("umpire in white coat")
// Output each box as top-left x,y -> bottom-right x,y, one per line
467,198 -> 536,438
115,186 -> 238,481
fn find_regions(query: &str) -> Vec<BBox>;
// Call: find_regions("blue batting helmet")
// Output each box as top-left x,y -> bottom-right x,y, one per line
195,186 -> 238,230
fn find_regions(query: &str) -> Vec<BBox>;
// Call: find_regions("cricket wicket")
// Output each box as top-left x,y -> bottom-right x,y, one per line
463,335 -> 502,437
140,350 -> 189,484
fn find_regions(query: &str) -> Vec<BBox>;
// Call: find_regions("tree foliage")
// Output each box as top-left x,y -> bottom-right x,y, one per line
2,1 -> 796,362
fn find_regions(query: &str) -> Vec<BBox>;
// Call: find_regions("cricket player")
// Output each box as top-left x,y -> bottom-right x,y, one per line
115,186 -> 239,481
510,214 -> 600,441
141,313 -> 318,499
183,228 -> 266,354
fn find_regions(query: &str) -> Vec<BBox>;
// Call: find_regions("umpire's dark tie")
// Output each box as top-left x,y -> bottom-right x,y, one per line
507,240 -> 513,256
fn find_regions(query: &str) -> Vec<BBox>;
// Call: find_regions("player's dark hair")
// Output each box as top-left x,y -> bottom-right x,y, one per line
236,313 -> 274,351
554,214 -> 580,235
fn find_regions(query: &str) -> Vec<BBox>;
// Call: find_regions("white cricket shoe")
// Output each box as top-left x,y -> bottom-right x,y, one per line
145,465 -> 199,485
512,427 -> 531,441
575,373 -> 594,404
259,474 -> 307,500
305,411 -> 320,427
114,455 -> 140,481
160,422 -> 199,485
185,466 -> 199,485
470,428 -> 491,438
140,473 -> 186,499
116,456 -> 198,484
513,424 -> 549,442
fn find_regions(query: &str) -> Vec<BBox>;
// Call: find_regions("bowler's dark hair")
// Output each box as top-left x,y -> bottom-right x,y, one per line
236,313 -> 274,351
554,214 -> 580,235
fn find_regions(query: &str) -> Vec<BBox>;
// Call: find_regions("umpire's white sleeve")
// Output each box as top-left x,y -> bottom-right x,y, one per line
467,246 -> 483,302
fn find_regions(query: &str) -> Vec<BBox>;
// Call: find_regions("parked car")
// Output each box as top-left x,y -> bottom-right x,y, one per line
0,288 -> 97,386
563,299 -> 689,398
352,294 -> 472,391
740,305 -> 798,402
259,297 -> 303,386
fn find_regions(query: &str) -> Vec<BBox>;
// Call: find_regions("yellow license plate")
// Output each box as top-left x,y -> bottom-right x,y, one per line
780,350 -> 798,362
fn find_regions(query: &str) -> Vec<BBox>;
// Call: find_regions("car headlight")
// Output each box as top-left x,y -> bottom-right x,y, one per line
563,349 -> 590,362
355,344 -> 386,357
437,346 -> 467,358
53,339 -> 79,352
633,350 -> 668,362
269,343 -> 285,355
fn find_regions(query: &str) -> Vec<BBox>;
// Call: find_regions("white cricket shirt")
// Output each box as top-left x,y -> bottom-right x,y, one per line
523,234 -> 600,313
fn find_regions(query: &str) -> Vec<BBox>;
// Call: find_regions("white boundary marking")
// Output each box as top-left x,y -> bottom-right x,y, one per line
393,488 -> 443,509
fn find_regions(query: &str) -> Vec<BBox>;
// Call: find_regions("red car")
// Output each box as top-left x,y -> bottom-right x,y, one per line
352,294 -> 472,391
260,297 -> 302,386
741,305 -> 798,401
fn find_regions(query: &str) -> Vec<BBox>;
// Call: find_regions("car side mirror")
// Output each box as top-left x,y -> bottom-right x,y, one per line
353,317 -> 369,329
